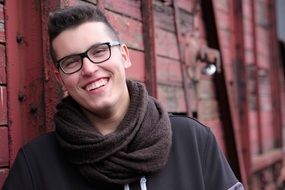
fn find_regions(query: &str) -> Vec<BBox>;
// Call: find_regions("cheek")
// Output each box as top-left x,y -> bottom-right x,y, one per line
60,75 -> 79,90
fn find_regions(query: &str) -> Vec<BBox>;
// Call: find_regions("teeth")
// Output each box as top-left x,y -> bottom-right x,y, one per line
85,79 -> 108,91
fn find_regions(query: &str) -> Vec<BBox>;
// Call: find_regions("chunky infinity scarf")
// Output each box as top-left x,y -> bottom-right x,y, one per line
54,80 -> 172,185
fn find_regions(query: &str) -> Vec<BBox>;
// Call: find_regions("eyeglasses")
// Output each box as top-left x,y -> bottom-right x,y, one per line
56,41 -> 121,74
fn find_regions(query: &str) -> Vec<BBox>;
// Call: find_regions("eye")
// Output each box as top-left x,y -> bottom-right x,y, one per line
61,56 -> 81,69
88,44 -> 109,58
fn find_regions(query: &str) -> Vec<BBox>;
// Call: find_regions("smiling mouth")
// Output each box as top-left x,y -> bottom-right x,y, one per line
85,78 -> 109,91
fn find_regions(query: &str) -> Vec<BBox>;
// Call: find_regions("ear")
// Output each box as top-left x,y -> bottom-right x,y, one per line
120,44 -> 132,69
54,69 -> 66,91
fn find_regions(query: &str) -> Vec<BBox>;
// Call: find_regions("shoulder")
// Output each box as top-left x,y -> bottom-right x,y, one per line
23,132 -> 57,151
169,115 -> 212,141
2,132 -> 60,189
21,132 -> 61,163
169,115 -> 215,157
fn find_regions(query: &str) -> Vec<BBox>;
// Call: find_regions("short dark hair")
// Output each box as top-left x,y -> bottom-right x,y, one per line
48,3 -> 119,64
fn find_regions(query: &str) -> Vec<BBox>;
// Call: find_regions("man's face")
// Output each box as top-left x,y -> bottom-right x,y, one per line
52,22 -> 131,116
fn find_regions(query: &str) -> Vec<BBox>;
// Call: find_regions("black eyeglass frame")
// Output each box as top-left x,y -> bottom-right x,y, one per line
56,41 -> 121,74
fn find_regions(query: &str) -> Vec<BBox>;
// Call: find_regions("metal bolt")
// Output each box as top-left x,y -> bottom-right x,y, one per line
16,34 -> 24,44
18,93 -> 26,102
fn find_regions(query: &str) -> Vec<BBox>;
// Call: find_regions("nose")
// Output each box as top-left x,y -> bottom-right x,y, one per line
81,57 -> 99,76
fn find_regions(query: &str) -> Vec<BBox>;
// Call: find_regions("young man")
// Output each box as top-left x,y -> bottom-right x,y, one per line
3,3 -> 244,190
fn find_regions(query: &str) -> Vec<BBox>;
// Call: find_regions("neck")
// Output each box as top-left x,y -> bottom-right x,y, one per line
83,108 -> 126,135
82,90 -> 130,136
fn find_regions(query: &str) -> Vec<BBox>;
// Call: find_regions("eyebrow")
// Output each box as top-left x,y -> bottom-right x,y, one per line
57,42 -> 109,61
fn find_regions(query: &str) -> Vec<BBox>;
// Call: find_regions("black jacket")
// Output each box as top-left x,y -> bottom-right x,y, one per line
2,116 -> 243,190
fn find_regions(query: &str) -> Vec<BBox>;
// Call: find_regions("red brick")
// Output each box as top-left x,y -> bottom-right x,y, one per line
0,127 -> 9,167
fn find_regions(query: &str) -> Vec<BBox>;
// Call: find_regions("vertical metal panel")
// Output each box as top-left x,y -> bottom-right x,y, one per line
41,0 -> 61,132
212,0 -> 248,187
6,0 -> 24,162
173,0 -> 191,116
200,0 -> 245,183
250,0 -> 263,157
264,1 -> 284,186
6,0 -> 45,162
231,0 -> 251,183
142,0 -> 157,97
267,0 -> 283,149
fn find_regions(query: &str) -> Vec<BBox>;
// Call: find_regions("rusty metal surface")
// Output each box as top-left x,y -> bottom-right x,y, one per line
232,1 -> 251,184
212,0 -> 249,187
5,0 -> 22,164
41,0 -> 61,132
6,0 -> 46,163
142,0 -> 157,97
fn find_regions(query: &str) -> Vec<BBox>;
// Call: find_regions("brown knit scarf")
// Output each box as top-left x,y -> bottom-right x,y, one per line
54,80 -> 172,185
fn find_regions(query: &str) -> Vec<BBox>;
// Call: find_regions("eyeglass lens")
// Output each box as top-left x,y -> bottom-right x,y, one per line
59,43 -> 111,74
